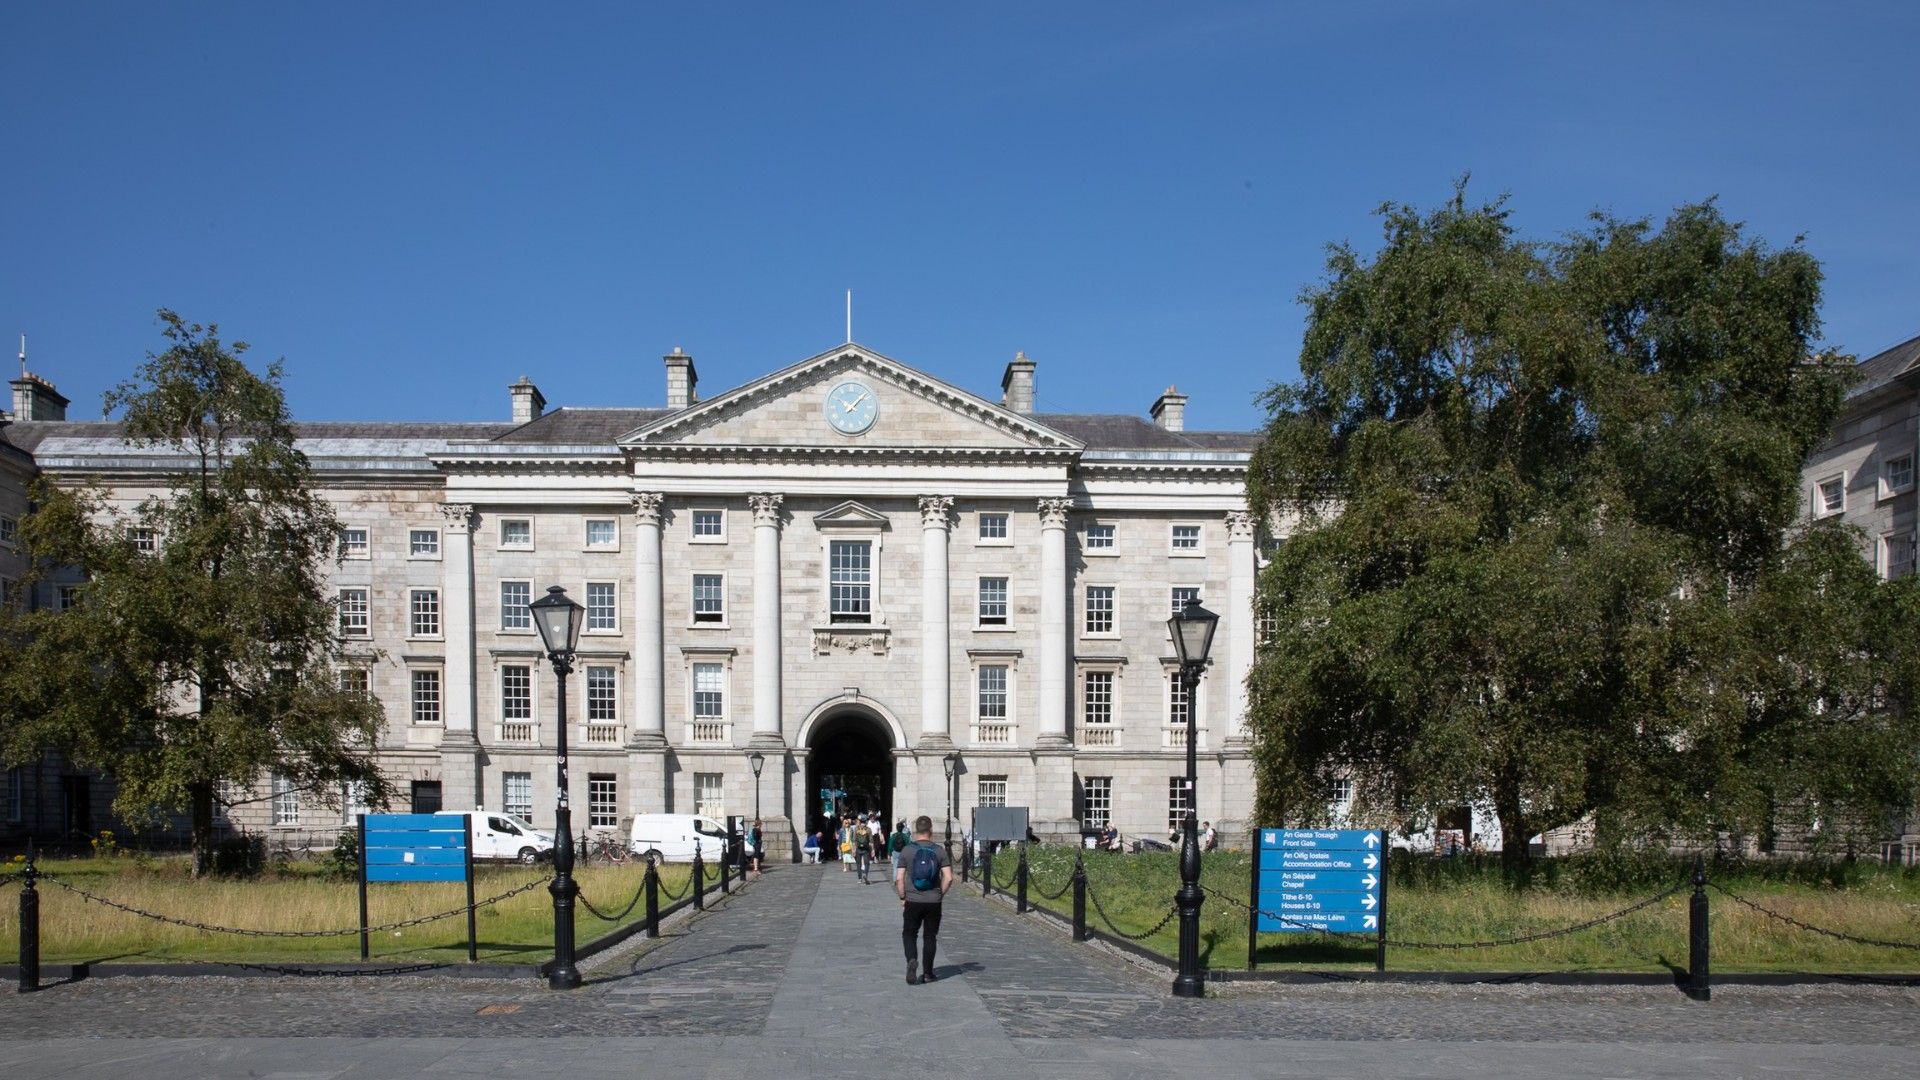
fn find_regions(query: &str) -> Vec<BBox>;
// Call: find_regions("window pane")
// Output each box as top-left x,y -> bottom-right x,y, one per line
1890,456 -> 1914,492
1082,776 -> 1112,829
1168,672 -> 1190,725
978,665 -> 1008,719
272,775 -> 300,826
695,772 -> 725,819
1085,523 -> 1114,549
501,581 -> 531,630
502,519 -> 532,546
1085,586 -> 1114,634
1167,776 -> 1192,835
338,528 -> 369,558
693,574 -> 725,622
502,666 -> 532,720
1084,671 -> 1113,725
409,529 -> 439,556
693,662 -> 724,718
503,772 -> 533,818
1820,480 -> 1844,513
1171,524 -> 1200,549
586,520 -> 617,547
411,669 -> 442,725
1170,587 -> 1200,618
978,576 -> 1007,624
979,513 -> 1008,540
411,589 -> 440,636
587,582 -> 617,630
829,540 -> 872,622
588,774 -> 618,829
692,510 -> 724,537
978,776 -> 1007,808
338,589 -> 369,636
587,666 -> 618,722
129,527 -> 156,553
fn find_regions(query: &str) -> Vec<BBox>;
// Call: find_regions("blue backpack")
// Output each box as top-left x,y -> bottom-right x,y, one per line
908,841 -> 941,892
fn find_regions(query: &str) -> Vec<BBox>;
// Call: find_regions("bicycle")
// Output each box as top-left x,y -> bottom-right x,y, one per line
586,831 -> 630,865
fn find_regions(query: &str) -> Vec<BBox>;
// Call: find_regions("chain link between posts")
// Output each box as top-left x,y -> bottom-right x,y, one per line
576,870 -> 650,923
1083,880 -> 1180,942
1709,882 -> 1920,952
40,873 -> 552,938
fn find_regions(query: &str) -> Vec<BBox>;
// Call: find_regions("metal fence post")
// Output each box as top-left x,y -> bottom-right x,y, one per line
1071,852 -> 1088,941
1016,843 -> 1029,913
692,842 -> 705,912
1687,854 -> 1710,1001
16,841 -> 38,993
720,833 -> 732,895
982,847 -> 993,897
961,842 -> 973,883
644,855 -> 661,938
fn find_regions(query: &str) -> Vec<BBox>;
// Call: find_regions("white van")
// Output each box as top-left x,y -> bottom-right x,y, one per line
629,813 -> 731,863
433,810 -> 556,864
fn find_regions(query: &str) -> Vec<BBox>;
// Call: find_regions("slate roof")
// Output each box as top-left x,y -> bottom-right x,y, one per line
1033,413 -> 1257,451
491,408 -> 670,444
1846,332 -> 1920,402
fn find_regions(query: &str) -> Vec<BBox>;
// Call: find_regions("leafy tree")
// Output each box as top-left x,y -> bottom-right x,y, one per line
1246,188 -> 1920,862
0,310 -> 389,870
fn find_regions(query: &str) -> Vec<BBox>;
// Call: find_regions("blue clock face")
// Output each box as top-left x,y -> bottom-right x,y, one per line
824,380 -> 878,435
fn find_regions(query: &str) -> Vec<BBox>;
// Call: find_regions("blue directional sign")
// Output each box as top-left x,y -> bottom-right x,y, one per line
1253,829 -> 1384,934
363,813 -> 469,883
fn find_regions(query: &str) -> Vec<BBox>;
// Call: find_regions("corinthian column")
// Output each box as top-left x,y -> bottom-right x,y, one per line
438,503 -> 481,808
918,495 -> 955,747
1036,498 -> 1073,748
749,493 -> 786,747
1225,510 -> 1257,745
630,493 -> 666,747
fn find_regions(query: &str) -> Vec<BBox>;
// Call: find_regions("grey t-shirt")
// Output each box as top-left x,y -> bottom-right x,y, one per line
894,840 -> 951,904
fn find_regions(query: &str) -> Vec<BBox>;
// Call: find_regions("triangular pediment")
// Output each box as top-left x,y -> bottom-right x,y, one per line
813,499 -> 890,529
618,345 -> 1083,453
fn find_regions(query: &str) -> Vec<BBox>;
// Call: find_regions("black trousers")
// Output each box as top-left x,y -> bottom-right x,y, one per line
902,900 -> 942,971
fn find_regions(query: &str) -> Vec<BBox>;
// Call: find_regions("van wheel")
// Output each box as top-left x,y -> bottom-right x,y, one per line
644,848 -> 664,864
517,847 -> 538,865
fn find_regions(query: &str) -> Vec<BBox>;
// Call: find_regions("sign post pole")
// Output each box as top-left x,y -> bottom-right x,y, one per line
1375,829 -> 1387,973
357,813 -> 370,961
465,813 -> 478,963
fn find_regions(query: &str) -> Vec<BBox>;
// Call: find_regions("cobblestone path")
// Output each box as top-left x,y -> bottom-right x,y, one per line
4,862 -> 1919,1077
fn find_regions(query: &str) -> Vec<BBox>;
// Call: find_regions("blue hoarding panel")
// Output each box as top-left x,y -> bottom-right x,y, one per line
1256,909 -> 1379,933
1259,868 -> 1381,894
364,813 -> 465,832
1258,829 -> 1382,852
365,847 -> 466,866
366,863 -> 467,883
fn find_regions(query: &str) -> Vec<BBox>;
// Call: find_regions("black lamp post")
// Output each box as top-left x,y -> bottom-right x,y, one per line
531,584 -> 585,991
1166,597 -> 1219,999
748,750 -> 765,823
942,753 -> 958,855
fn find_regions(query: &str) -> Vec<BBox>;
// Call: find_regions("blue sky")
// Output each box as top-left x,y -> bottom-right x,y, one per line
3,4 -> 1916,432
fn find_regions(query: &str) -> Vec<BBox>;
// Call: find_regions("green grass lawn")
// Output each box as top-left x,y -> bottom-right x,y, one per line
999,848 -> 1920,973
0,853 -> 710,966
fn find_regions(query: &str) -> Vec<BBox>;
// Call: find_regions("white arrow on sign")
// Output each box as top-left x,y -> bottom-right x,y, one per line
1362,873 -> 1377,890
1363,852 -> 1378,870
1361,893 -> 1377,910
1363,833 -> 1380,848
1363,914 -> 1378,929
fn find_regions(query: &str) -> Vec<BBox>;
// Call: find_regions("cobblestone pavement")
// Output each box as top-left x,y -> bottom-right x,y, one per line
4,862 -> 1919,1077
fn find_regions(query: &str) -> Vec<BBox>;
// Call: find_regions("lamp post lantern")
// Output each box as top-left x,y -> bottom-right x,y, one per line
1166,598 -> 1219,999
531,585 -> 585,990
748,750 -> 765,823
942,753 -> 958,855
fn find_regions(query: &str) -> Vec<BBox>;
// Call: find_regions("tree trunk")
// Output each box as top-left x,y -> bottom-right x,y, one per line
1494,780 -> 1530,869
189,780 -> 215,877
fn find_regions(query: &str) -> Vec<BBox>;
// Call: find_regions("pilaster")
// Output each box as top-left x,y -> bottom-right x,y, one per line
749,493 -> 786,748
918,495 -> 955,748
1035,497 -> 1072,749
1225,509 -> 1257,746
630,492 -> 667,749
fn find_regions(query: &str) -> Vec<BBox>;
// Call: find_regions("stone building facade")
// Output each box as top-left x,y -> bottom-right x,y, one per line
0,345 -> 1263,856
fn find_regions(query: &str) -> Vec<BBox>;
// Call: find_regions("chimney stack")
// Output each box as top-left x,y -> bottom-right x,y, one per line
1000,351 -> 1036,414
508,375 -> 545,425
1150,386 -> 1188,432
664,347 -> 698,409
11,338 -> 69,422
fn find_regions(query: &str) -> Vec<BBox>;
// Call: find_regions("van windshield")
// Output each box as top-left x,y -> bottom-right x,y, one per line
500,815 -> 538,834
694,819 -> 728,838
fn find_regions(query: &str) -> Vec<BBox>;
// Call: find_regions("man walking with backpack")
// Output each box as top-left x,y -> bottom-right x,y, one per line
895,814 -> 953,985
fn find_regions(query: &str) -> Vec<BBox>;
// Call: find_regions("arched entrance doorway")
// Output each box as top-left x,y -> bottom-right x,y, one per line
804,708 -> 896,843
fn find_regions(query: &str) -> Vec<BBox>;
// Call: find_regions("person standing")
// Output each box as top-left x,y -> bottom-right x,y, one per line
853,816 -> 874,883
896,815 -> 953,985
748,818 -> 764,877
888,820 -> 909,861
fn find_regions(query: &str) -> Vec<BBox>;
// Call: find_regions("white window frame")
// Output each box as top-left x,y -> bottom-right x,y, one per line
587,773 -> 619,830
1162,661 -> 1207,751
500,580 -> 533,632
683,647 -> 735,745
689,571 -> 729,628
410,667 -> 443,727
694,772 -> 726,820
502,771 -> 534,819
0,514 -> 16,549
1884,531 -> 1915,580
271,774 -> 301,827
499,517 -> 534,550
976,575 -> 1010,629
826,537 -> 877,625
584,581 -> 619,634
1813,474 -> 1846,518
1082,583 -> 1117,637
1167,775 -> 1193,835
337,666 -> 370,697
1078,662 -> 1124,748
968,650 -> 1020,746
977,511 -> 1012,546
127,526 -> 157,554
337,587 -> 370,638
497,662 -> 538,742
56,584 -> 81,612
1080,775 -> 1113,830
1168,521 -> 1205,556
689,508 -> 728,544
1882,454 -> 1915,500
584,517 -> 620,552
338,526 -> 370,560
408,528 -> 441,560
409,588 -> 442,640
977,775 -> 1008,809
1082,520 -> 1116,555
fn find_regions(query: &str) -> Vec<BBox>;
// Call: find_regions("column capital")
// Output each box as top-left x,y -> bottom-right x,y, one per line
749,492 -> 785,527
918,495 -> 955,530
1226,509 -> 1257,542
629,491 -> 665,527
1037,498 -> 1073,530
440,503 -> 476,533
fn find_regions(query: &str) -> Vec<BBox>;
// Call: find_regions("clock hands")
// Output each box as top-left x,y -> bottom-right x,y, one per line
841,390 -> 870,413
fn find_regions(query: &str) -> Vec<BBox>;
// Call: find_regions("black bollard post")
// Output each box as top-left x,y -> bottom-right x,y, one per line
1687,854 -> 1710,1001
1071,852 -> 1088,942
1016,842 -> 1029,914
17,841 -> 38,994
982,847 -> 994,897
961,842 -> 973,883
644,855 -> 661,939
720,834 -> 732,896
692,842 -> 706,912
